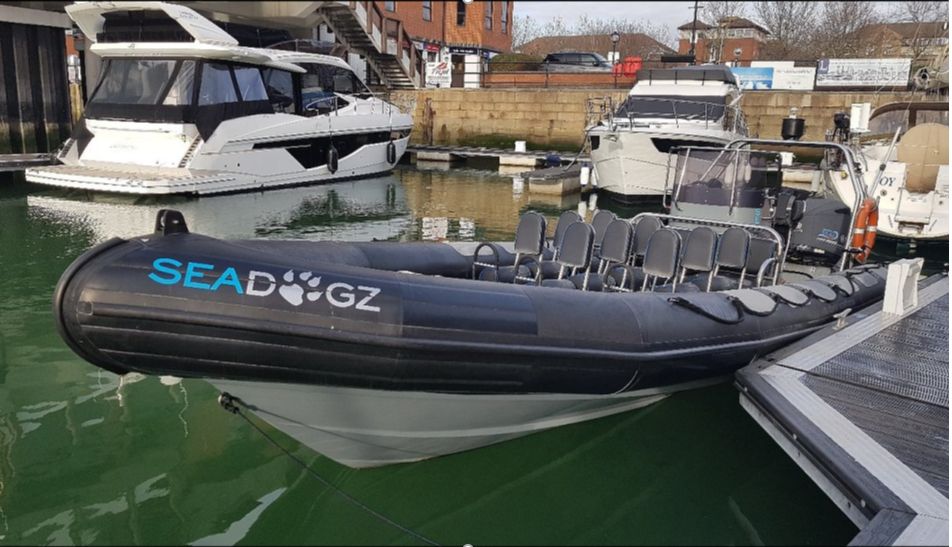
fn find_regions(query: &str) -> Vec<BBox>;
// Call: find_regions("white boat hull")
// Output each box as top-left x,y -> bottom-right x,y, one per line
589,127 -> 740,200
826,163 -> 949,241
26,137 -> 409,195
208,377 -> 723,468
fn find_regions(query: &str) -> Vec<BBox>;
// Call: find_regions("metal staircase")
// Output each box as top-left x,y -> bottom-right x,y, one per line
317,1 -> 422,89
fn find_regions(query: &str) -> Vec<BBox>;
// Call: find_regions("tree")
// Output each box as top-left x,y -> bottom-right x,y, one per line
809,1 -> 882,58
753,1 -> 819,60
889,1 -> 949,62
511,14 -> 539,49
510,13 -> 674,53
701,1 -> 748,63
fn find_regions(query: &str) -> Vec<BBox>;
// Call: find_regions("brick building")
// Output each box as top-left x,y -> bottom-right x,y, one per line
677,17 -> 769,66
321,1 -> 515,87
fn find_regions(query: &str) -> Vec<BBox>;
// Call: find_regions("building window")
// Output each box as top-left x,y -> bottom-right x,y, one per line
422,0 -> 432,21
501,1 -> 508,33
385,1 -> 395,12
456,1 -> 466,26
484,1 -> 493,30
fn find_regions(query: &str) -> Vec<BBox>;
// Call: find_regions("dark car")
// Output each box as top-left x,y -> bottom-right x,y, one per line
542,52 -> 613,72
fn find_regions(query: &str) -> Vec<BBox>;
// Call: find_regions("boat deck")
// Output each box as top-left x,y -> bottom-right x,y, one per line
736,274 -> 949,546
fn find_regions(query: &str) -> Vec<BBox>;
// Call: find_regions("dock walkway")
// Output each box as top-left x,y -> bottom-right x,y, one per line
736,273 -> 949,546
407,145 -> 587,167
0,153 -> 56,172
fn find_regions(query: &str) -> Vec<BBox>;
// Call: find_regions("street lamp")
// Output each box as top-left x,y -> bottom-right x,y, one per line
610,30 -> 620,87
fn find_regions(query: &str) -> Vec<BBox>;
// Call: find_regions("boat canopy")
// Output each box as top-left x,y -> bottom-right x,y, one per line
614,95 -> 728,121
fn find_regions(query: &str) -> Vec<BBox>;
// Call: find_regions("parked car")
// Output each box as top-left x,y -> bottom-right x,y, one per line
542,52 -> 613,72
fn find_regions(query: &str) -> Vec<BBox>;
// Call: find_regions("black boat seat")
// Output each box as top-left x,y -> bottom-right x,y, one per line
594,219 -> 635,291
539,210 -> 583,279
607,215 -> 663,290
689,226 -> 749,291
746,237 -> 778,286
541,222 -> 596,290
640,228 -> 682,292
475,211 -> 546,284
678,226 -> 718,289
590,209 -> 616,252
631,215 -> 663,266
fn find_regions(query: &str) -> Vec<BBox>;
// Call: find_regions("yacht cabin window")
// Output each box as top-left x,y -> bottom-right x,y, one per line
91,59 -> 177,105
199,62 -> 239,105
233,66 -> 268,102
162,61 -> 195,106
261,68 -> 295,114
615,95 -> 727,121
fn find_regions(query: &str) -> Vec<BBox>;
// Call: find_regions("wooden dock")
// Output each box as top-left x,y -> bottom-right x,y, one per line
736,271 -> 948,546
0,153 -> 56,172
407,145 -> 587,168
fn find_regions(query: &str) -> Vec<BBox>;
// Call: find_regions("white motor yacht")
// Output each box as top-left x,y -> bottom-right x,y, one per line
586,65 -> 748,203
26,1 -> 413,196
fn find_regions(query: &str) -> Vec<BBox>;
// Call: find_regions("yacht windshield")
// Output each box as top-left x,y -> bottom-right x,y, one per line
672,147 -> 781,208
300,63 -> 371,111
91,59 -> 178,105
615,95 -> 727,121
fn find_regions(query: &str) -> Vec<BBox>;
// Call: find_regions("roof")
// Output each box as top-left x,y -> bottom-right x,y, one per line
678,17 -> 770,35
639,64 -> 738,86
860,21 -> 949,40
518,33 -> 675,59
678,21 -> 713,31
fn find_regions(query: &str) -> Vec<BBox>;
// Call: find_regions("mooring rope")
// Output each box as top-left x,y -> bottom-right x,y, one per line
218,393 -> 441,546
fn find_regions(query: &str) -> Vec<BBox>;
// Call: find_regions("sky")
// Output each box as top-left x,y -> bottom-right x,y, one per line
513,1 -> 898,45
514,1 -> 699,35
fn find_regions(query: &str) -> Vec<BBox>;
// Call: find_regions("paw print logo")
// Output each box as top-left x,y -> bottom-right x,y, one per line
277,270 -> 322,306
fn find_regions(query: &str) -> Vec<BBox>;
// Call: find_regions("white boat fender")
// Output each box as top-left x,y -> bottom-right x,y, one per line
327,146 -> 339,173
386,140 -> 397,164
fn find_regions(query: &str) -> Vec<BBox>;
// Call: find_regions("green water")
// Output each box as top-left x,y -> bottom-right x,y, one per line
1,166 -> 945,545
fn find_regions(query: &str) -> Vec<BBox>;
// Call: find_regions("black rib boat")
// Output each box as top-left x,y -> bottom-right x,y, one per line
54,141 -> 889,467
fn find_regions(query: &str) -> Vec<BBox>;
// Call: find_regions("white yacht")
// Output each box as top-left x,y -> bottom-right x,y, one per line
26,2 -> 412,196
585,65 -> 747,203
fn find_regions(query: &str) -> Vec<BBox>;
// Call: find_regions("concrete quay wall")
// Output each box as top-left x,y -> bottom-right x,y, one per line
391,89 -> 923,151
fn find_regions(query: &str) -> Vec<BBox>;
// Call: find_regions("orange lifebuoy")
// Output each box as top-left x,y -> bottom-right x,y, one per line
850,197 -> 878,263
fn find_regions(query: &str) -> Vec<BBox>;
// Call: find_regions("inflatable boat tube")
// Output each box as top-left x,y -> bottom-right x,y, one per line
54,213 -> 889,396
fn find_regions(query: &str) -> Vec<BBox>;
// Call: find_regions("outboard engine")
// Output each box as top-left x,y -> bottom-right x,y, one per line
787,198 -> 851,266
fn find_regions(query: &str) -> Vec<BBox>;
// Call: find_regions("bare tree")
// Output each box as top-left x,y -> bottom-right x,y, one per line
511,14 -> 539,50
809,1 -> 882,58
753,1 -> 819,60
701,1 -> 748,63
889,1 -> 949,62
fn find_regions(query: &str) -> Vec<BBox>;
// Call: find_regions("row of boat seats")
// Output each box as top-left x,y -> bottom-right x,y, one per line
474,210 -> 775,293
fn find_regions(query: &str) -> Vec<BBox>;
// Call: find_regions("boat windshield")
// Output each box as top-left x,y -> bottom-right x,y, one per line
300,63 -> 371,113
91,59 -> 182,105
671,147 -> 782,208
615,95 -> 727,121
